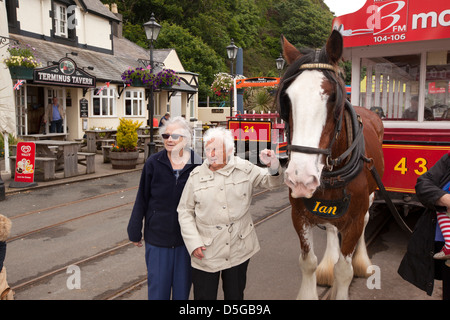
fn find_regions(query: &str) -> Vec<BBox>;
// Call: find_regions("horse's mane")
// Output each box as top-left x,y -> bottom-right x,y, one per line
276,46 -> 346,122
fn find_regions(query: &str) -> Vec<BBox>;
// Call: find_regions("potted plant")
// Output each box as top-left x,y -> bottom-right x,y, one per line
3,44 -> 41,79
110,118 -> 143,169
121,66 -> 181,90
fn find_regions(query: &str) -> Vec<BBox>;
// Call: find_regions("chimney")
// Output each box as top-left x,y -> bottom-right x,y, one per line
110,3 -> 123,38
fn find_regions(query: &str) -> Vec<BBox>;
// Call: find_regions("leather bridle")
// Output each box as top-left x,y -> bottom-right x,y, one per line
281,58 -> 366,188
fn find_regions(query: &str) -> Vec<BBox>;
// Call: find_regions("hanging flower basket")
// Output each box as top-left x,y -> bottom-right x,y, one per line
9,66 -> 34,80
121,66 -> 181,90
3,43 -> 41,80
211,72 -> 245,99
132,79 -> 145,87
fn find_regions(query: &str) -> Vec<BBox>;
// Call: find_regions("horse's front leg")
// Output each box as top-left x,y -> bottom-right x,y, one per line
316,224 -> 339,286
296,223 -> 318,300
330,217 -> 365,299
352,208 -> 372,278
330,251 -> 353,300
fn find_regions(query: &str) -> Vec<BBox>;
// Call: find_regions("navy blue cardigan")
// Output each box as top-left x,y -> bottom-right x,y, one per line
127,149 -> 202,247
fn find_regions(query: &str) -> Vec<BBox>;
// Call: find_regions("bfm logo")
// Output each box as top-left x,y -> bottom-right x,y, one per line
366,0 -> 407,35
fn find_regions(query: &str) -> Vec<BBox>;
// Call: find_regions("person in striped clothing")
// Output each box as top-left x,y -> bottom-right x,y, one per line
435,180 -> 450,260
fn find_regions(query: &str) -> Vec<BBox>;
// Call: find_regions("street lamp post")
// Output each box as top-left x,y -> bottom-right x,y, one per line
226,39 -> 238,118
143,13 -> 161,158
276,53 -> 285,78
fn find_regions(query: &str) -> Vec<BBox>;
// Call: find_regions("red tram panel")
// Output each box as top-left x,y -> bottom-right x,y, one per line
228,120 -> 272,142
381,128 -> 450,194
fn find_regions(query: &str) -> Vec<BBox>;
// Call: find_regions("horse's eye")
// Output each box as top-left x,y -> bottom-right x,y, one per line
329,93 -> 336,102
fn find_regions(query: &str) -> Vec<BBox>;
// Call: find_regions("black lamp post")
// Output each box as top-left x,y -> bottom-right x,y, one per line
226,39 -> 238,118
143,13 -> 161,158
276,53 -> 285,77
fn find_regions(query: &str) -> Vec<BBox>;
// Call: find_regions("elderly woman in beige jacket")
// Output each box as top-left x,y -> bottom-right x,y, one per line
177,127 -> 284,300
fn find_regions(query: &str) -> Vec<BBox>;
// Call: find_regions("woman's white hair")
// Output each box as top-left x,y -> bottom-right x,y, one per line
159,116 -> 192,147
203,127 -> 235,154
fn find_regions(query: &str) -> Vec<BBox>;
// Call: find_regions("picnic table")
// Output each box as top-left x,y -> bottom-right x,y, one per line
34,140 -> 80,178
20,133 -> 68,141
84,130 -> 117,153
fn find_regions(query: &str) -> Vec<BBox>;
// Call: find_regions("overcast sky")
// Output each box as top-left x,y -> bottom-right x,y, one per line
324,0 -> 367,17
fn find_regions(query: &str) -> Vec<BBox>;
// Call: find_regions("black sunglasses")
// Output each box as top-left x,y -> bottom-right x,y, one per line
162,133 -> 184,140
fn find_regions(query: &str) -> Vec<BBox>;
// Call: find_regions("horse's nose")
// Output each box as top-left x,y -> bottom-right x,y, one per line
284,162 -> 321,198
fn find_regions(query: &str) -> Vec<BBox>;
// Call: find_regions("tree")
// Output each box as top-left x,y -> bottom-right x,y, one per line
156,22 -> 226,100
274,0 -> 334,48
101,0 -> 336,98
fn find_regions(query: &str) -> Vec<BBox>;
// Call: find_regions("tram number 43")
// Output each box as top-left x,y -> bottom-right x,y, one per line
394,157 -> 428,175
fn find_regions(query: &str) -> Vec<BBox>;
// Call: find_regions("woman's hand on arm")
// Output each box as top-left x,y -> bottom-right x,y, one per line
193,246 -> 206,260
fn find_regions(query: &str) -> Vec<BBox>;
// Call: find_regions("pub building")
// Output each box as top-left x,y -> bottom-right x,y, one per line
3,0 -> 198,141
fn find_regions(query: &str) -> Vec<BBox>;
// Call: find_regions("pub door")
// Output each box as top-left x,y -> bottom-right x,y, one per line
26,86 -> 45,134
44,88 -> 66,134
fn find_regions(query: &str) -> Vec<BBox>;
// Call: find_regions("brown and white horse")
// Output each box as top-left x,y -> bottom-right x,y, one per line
277,30 -> 384,299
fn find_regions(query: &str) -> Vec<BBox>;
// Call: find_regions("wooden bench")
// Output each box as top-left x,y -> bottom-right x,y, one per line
9,156 -> 56,181
75,138 -> 87,151
100,139 -> 115,147
101,145 -> 113,163
77,152 -> 96,174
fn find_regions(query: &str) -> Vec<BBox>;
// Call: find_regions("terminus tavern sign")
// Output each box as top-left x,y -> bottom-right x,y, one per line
33,57 -> 96,88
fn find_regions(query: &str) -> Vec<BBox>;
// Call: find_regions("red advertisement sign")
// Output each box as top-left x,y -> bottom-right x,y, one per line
332,0 -> 450,47
14,142 -> 36,183
228,121 -> 272,142
382,143 -> 450,193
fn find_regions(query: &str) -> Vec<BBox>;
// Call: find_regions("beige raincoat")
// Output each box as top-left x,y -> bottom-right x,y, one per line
178,156 -> 284,273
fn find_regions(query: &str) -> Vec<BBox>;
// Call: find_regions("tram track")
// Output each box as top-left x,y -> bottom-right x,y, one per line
8,181 -> 394,300
9,185 -> 284,298
6,186 -> 138,220
103,203 -> 293,300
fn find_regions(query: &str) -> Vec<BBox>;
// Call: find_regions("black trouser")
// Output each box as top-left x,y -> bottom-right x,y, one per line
50,119 -> 63,133
192,259 -> 249,300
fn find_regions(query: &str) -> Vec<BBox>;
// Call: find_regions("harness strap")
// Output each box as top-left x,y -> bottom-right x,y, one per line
299,63 -> 339,74
288,144 -> 330,155
327,117 -> 363,167
363,157 -> 413,234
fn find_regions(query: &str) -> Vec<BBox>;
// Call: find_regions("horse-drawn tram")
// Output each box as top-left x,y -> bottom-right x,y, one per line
227,77 -> 288,163
333,0 -> 450,213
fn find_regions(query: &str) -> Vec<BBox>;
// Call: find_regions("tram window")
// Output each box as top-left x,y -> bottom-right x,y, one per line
425,50 -> 450,121
360,54 -> 421,120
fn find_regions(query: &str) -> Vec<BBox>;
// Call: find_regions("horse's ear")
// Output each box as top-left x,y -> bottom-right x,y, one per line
326,30 -> 343,65
281,35 -> 302,65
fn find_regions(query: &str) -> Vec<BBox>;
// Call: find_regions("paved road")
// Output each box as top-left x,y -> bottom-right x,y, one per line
0,171 -> 443,300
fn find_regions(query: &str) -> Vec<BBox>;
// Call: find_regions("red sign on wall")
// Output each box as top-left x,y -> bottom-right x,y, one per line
14,142 -> 36,183
332,0 -> 450,48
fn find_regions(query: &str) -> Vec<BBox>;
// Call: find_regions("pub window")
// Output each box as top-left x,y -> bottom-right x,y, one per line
124,90 -> 145,116
92,88 -> 116,117
54,4 -> 68,38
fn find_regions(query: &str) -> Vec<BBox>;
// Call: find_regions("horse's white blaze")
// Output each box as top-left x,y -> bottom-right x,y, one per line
284,70 -> 328,198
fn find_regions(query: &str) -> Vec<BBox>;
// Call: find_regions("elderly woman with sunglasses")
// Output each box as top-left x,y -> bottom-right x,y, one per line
127,116 -> 202,300
177,127 -> 284,300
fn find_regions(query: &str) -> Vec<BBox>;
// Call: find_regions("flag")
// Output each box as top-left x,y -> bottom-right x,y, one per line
14,80 -> 25,90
